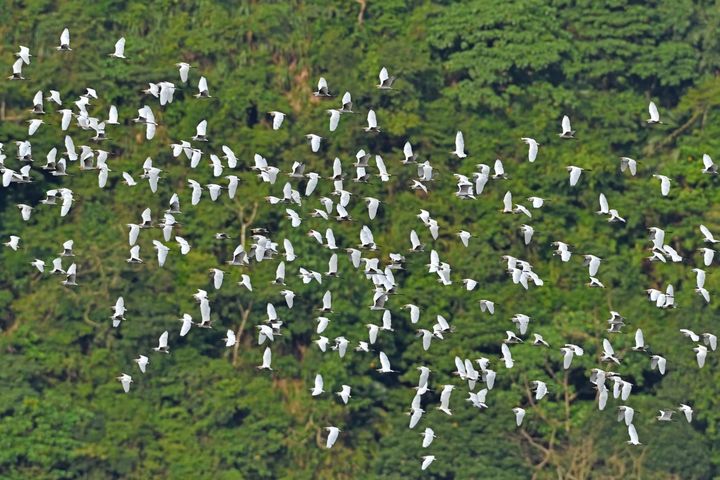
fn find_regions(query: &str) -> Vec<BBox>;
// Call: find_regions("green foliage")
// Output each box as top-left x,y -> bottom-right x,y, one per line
1,1 -> 719,479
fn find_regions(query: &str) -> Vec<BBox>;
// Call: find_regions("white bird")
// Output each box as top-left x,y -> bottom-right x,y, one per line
512,407 -> 526,426
501,343 -> 514,369
134,355 -> 149,373
702,154 -> 718,174
17,204 -> 32,221
9,57 -> 25,80
678,404 -> 693,423
179,314 -> 193,337
286,209 -> 302,228
377,67 -> 396,89
195,76 -> 210,98
451,131 -> 467,158
210,268 -> 225,290
365,197 -> 380,220
325,426 -> 340,448
336,385 -> 352,404
364,109 -> 380,132
559,115 -> 575,138
421,455 -> 436,471
57,28 -> 71,51
702,332 -> 717,351
339,91 -> 353,112
327,109 -> 341,131
377,351 -> 395,373
657,410 -> 674,422
527,196 -> 545,209
502,191 -> 513,213
153,331 -> 169,353
693,268 -> 706,289
117,373 -> 132,393
437,385 -> 454,415
680,329 -> 700,342
30,259 -> 45,272
15,45 -> 31,65
258,347 -> 272,370
269,111 -> 285,130
421,428 -> 436,448
311,374 -> 325,396
627,424 -> 641,445
566,166 -> 585,186
152,240 -> 170,267
531,380 -> 548,400
193,119 -> 208,141
650,355 -> 667,375
647,101 -> 662,124
653,174 -> 671,196
110,37 -> 126,58
479,299 -> 495,315
313,76 -> 332,97
583,255 -> 602,276
306,134 -> 322,152
620,157 -> 638,175
224,329 -> 236,347
4,235 -> 20,251
520,224 -> 534,245
617,406 -> 635,426
700,224 -> 718,243
694,345 -> 708,368
521,137 -> 539,162
560,347 -> 576,369
633,329 -> 647,351
111,296 -> 126,327
176,62 -> 192,83
597,193 -> 609,214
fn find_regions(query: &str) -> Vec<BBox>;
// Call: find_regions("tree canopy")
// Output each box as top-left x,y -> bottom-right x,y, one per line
1,1 -> 719,479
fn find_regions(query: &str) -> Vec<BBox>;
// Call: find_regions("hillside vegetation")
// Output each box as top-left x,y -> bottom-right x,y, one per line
1,1 -> 720,479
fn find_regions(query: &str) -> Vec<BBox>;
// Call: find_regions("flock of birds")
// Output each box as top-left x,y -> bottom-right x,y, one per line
3,27 -> 719,471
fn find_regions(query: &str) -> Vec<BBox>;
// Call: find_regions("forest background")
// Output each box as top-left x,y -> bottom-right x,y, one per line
1,1 -> 720,479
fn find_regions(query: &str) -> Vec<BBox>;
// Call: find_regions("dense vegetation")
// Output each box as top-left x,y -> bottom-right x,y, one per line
1,1 -> 720,478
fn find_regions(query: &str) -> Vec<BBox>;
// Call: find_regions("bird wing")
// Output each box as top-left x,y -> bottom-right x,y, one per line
599,193 -> 609,213
404,141 -> 413,159
379,351 -> 390,370
628,424 -> 639,443
263,347 -> 272,366
635,329 -> 644,347
562,115 -> 571,133
379,66 -> 388,83
528,140 -> 538,162
700,224 -> 713,240
494,159 -> 504,176
455,131 -> 464,152
603,339 -> 614,355
703,154 -> 714,169
503,191 -> 512,211
570,168 -> 581,185
159,330 -> 168,347
329,110 -> 340,131
367,109 -> 377,128
501,343 -> 513,368
196,119 -> 207,136
115,37 -> 125,55
198,76 -> 208,93
649,101 -> 659,121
